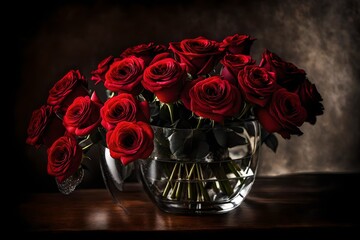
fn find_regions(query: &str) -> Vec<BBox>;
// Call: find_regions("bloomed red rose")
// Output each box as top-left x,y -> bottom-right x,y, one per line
100,93 -> 150,131
104,56 -> 145,95
26,105 -> 66,148
47,69 -> 89,116
47,135 -> 83,183
63,93 -> 103,137
106,121 -> 154,165
238,65 -> 278,107
181,76 -> 243,123
143,58 -> 187,103
221,33 -> 256,55
255,88 -> 307,139
169,36 -> 224,76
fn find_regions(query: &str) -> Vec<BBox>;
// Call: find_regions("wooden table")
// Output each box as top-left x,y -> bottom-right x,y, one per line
12,173 -> 360,238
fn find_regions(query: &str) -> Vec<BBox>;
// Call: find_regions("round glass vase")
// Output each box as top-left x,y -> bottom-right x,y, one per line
100,119 -> 261,215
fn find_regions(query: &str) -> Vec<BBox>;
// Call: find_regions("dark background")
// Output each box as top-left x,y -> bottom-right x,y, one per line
9,0 -> 360,198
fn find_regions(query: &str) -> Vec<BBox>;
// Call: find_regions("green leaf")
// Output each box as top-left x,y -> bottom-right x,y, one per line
167,129 -> 210,159
168,130 -> 192,157
152,127 -> 172,158
227,129 -> 248,147
194,141 -> 209,159
213,128 -> 227,147
261,130 -> 278,153
188,131 -> 209,159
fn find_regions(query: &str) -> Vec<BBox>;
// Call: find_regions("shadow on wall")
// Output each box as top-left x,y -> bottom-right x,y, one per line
14,0 -> 360,191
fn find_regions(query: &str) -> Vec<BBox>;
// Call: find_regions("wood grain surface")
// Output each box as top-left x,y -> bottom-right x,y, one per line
14,173 -> 360,238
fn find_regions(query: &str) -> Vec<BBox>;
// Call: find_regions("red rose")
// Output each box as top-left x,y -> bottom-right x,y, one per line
91,56 -> 119,85
104,56 -> 145,95
47,135 -> 83,183
47,70 -> 89,116
181,76 -> 243,123
106,121 -> 154,165
148,52 -> 172,65
221,34 -> 256,55
259,49 -> 306,91
169,36 -> 224,76
295,78 -> 324,124
221,54 -> 256,85
100,93 -> 150,131
63,93 -> 103,136
143,58 -> 187,103
120,42 -> 168,66
26,105 -> 66,148
255,88 -> 307,139
238,65 -> 278,107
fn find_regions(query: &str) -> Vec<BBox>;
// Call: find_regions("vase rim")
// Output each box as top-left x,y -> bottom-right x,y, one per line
150,117 -> 258,131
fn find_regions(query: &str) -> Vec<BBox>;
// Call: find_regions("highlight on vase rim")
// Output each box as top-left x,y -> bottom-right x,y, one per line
26,33 -> 324,196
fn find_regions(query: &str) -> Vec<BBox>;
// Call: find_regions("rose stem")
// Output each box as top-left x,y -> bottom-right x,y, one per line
162,162 -> 179,197
166,103 -> 174,125
196,164 -> 210,202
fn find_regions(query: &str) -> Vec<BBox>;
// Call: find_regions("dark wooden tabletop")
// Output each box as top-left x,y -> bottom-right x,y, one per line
12,173 -> 360,238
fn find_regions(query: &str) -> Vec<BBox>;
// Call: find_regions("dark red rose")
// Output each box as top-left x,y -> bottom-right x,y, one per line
120,42 -> 168,66
26,105 -> 66,148
221,34 -> 256,55
100,93 -> 150,131
169,36 -> 224,76
259,49 -> 306,91
295,78 -> 324,124
91,56 -> 119,85
181,76 -> 243,123
255,88 -> 307,139
143,58 -> 187,103
179,77 -> 203,110
221,54 -> 256,85
148,52 -> 172,65
47,135 -> 83,183
63,93 -> 103,136
106,121 -> 154,165
238,65 -> 278,107
47,70 -> 89,116
104,56 -> 145,95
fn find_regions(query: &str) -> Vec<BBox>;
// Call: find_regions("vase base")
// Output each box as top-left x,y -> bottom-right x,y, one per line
152,195 -> 246,215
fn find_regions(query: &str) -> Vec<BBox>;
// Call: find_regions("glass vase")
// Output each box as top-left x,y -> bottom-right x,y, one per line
100,119 -> 261,215
56,167 -> 84,195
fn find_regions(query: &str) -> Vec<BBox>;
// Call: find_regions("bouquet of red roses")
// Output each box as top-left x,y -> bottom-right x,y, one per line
26,34 -> 324,195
